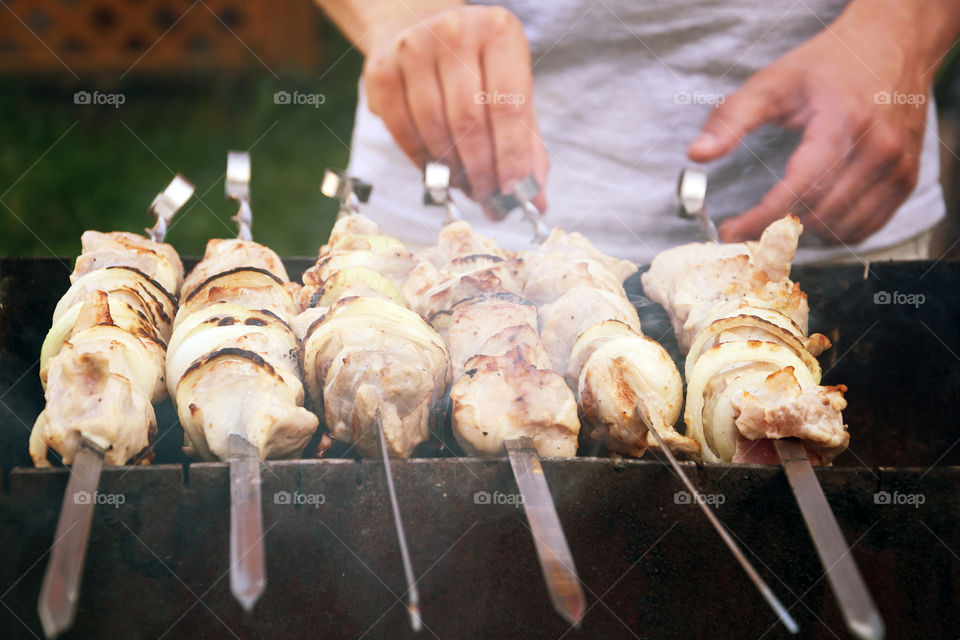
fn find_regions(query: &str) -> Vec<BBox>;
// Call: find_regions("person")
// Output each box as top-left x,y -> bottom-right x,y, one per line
317,0 -> 960,264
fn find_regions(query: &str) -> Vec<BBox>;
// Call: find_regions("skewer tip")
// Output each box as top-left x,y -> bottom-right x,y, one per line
781,609 -> 800,635
232,581 -> 265,613
848,612 -> 885,640
408,602 -> 422,632
38,600 -> 70,639
558,595 -> 586,629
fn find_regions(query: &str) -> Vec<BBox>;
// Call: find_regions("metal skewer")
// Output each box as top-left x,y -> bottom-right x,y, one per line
646,425 -> 799,634
423,161 -> 462,225
376,410 -> 422,632
321,169 -> 372,218
675,168 -> 882,638
226,150 -> 253,241
228,433 -> 266,611
774,439 -> 884,640
487,175 -> 550,243
224,150 -> 267,611
676,168 -> 719,243
147,174 -> 195,243
38,437 -> 105,639
503,437 -> 586,627
39,175 -> 193,638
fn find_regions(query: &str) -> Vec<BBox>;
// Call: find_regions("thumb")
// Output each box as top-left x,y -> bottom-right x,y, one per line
687,70 -> 790,163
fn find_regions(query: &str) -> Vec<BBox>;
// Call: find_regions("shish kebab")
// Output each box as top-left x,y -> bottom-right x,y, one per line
514,205 -> 797,632
32,175 -> 194,639
402,165 -> 586,626
165,152 -> 319,611
296,171 -> 452,630
644,169 -> 882,640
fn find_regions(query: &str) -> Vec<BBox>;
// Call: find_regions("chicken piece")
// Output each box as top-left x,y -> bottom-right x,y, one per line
538,287 -> 641,374
72,231 -> 184,295
300,265 -> 406,311
181,238 -> 289,300
520,258 -> 628,307
402,254 -> 523,318
466,324 -> 551,375
31,291 -> 165,466
574,324 -> 698,457
731,367 -> 849,459
417,220 -> 511,268
48,267 -> 177,365
566,320 -> 636,384
451,350 -> 580,457
176,267 -> 299,325
441,293 -> 542,377
166,304 -> 299,394
298,216 -> 418,311
175,348 -> 318,460
297,296 -> 451,458
301,249 -> 416,306
518,228 -> 636,305
523,227 -> 637,281
326,213 -> 382,246
320,214 -> 413,258
641,216 -> 808,353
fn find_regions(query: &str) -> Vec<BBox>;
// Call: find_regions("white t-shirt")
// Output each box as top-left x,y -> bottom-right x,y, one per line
347,0 -> 945,264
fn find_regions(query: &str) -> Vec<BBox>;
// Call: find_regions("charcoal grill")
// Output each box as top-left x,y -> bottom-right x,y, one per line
1,257 -> 957,639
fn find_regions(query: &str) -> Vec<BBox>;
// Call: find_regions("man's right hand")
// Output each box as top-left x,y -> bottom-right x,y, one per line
363,5 -> 548,214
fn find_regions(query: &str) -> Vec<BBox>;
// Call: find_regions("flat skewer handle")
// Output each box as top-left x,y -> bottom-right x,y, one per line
504,437 -> 585,627
226,151 -> 253,241
146,174 -> 194,243
228,433 -> 266,612
38,438 -> 105,639
775,438 -> 884,640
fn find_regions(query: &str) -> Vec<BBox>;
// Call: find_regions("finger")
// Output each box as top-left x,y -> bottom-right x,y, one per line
396,35 -> 463,175
803,155 -> 892,239
719,116 -> 850,242
687,69 -> 793,163
364,55 -> 429,168
480,11 -> 537,196
436,43 -> 497,201
828,179 -> 904,245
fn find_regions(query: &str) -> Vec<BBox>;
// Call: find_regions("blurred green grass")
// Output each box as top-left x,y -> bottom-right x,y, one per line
0,35 -> 363,258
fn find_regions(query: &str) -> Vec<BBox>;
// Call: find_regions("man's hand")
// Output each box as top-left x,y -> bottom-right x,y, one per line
687,0 -> 957,245
362,4 -> 548,214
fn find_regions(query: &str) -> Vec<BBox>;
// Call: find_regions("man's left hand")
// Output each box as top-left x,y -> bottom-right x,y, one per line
687,0 -> 947,245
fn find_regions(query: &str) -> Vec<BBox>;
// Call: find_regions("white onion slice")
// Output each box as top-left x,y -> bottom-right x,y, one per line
685,340 -> 816,462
